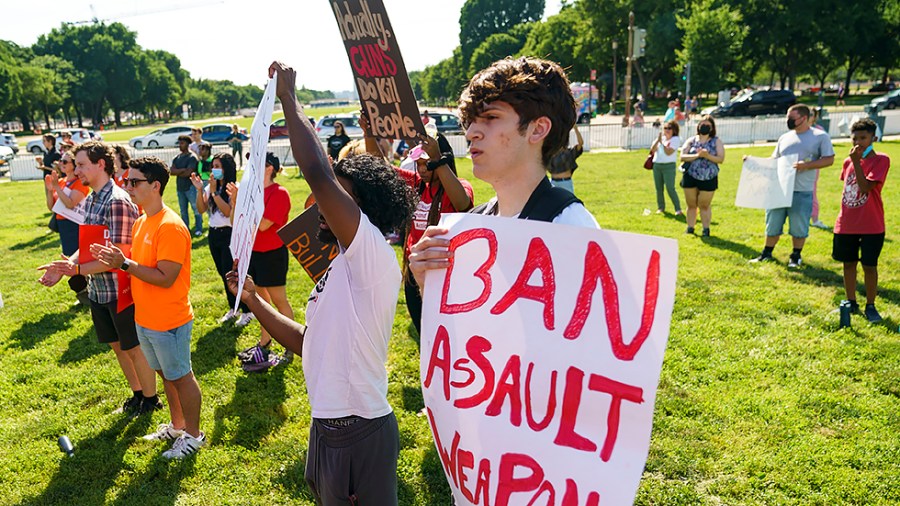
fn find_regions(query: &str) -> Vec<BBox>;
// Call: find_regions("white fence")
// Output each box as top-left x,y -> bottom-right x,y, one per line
7,110 -> 900,181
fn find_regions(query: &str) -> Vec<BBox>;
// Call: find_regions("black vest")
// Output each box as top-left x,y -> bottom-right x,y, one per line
470,177 -> 581,222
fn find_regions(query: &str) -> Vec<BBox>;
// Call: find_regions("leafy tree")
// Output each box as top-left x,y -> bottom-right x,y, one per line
676,0 -> 746,94
470,33 -> 525,76
520,4 -> 597,81
459,0 -> 545,61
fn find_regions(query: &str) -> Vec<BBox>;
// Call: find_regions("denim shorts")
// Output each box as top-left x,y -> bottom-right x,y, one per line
765,191 -> 813,238
136,320 -> 193,381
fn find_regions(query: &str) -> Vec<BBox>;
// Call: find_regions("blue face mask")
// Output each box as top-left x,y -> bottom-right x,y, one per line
862,145 -> 874,158
211,168 -> 224,180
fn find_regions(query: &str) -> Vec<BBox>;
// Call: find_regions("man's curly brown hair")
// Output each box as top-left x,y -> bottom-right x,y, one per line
458,57 -> 576,167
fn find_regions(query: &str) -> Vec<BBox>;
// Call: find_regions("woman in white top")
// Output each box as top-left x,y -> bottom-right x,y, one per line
191,153 -> 252,324
650,120 -> 683,215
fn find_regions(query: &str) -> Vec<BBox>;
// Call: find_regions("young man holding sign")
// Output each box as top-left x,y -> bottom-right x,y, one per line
227,62 -> 415,505
409,57 -> 599,284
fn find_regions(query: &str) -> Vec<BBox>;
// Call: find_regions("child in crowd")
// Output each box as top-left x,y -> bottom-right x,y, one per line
832,118 -> 890,322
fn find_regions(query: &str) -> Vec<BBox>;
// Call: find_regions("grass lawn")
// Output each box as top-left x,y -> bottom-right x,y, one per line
0,139 -> 898,505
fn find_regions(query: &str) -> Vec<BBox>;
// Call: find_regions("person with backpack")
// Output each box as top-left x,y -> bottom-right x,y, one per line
408,57 -> 599,289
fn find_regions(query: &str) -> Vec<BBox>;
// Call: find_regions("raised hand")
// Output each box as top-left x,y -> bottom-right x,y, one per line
225,259 -> 257,303
90,243 -> 126,269
190,172 -> 204,190
268,61 -> 297,100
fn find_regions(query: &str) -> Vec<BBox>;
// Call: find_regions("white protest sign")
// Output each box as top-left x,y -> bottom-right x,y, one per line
229,76 -> 276,311
735,155 -> 798,209
51,186 -> 87,224
421,214 -> 678,506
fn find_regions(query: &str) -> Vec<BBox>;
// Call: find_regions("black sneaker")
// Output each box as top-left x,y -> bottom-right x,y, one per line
134,397 -> 163,416
701,228 -> 711,237
685,226 -> 695,234
865,304 -> 883,323
842,300 -> 860,314
749,254 -> 774,263
787,255 -> 803,269
116,395 -> 142,415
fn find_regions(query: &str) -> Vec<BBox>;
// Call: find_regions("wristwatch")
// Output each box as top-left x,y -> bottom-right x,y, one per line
121,259 -> 132,272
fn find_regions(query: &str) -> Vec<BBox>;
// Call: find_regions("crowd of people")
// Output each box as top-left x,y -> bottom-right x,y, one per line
30,55 -> 889,504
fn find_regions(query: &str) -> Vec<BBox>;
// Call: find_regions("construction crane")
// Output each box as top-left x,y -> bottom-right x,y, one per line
66,1 -> 224,26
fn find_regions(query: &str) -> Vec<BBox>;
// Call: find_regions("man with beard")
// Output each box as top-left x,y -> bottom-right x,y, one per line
227,61 -> 415,505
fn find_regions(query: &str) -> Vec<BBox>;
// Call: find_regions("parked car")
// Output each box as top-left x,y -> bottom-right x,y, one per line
269,118 -> 289,139
314,115 -> 362,140
1,133 -> 18,154
201,123 -> 247,144
708,90 -> 796,118
0,145 -> 13,175
870,89 -> 900,110
129,126 -> 192,149
868,81 -> 896,93
425,112 -> 463,134
26,129 -> 102,154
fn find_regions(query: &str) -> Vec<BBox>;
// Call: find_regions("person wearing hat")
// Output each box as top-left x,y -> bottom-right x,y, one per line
236,151 -> 295,369
396,139 -> 473,334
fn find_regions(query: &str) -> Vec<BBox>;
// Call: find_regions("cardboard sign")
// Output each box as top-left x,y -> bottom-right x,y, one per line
51,186 -> 88,224
330,0 -> 425,142
78,224 -> 133,312
735,155 -> 798,209
230,77 -> 276,312
277,203 -> 339,283
420,214 -> 678,506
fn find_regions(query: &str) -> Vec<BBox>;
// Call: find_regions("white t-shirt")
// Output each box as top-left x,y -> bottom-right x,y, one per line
302,210 -> 401,419
653,135 -> 682,164
204,188 -> 231,228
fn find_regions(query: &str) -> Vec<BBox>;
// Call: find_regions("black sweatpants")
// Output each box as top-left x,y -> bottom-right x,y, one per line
208,226 -> 248,313
305,412 -> 399,505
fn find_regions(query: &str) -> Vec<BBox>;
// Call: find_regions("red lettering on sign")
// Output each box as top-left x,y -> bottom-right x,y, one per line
451,358 -> 476,389
348,43 -> 397,78
423,325 -> 451,400
525,362 -> 557,432
458,448 -> 476,503
475,458 -> 492,506
491,237 -> 556,330
564,243 -> 661,361
496,453 -> 545,506
426,407 -> 460,488
441,228 -> 498,314
562,479 -> 601,506
485,355 -> 523,426
588,373 -> 644,462
455,335 -> 495,409
553,367 -> 597,453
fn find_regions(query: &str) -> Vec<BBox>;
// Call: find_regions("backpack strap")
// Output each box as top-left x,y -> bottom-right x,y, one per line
469,177 -> 581,223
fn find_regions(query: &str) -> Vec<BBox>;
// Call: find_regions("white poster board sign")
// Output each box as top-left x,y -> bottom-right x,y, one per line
229,76 -> 276,311
735,155 -> 798,209
421,214 -> 678,506
51,186 -> 87,224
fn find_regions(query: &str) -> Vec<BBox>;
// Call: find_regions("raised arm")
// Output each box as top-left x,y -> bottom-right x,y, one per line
270,61 -> 360,248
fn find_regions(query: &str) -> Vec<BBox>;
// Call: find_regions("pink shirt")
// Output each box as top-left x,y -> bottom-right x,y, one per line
834,153 -> 890,234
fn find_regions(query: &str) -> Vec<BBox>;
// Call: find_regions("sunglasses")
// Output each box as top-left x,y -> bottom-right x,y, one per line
60,159 -> 73,165
123,178 -> 150,188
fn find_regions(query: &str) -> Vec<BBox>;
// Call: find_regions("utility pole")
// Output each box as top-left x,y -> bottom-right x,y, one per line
685,62 -> 692,100
623,12 -> 634,127
610,41 -> 618,114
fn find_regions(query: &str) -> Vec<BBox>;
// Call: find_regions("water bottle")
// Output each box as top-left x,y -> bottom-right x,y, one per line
839,301 -> 852,328
58,435 -> 74,457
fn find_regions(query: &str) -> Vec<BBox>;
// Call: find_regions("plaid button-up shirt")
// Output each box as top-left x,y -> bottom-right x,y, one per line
83,180 -> 139,304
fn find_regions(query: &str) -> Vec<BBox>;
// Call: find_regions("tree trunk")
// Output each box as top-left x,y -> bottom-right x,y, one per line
845,55 -> 862,95
19,115 -> 31,132
74,102 -> 84,128
43,105 -> 52,131
114,109 -> 122,127
634,62 -> 648,101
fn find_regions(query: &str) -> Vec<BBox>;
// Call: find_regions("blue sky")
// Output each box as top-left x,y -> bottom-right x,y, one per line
5,0 -> 562,92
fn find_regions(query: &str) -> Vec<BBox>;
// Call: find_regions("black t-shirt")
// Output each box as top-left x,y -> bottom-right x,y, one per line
172,151 -> 199,191
42,148 -> 61,176
327,134 -> 351,159
548,145 -> 584,176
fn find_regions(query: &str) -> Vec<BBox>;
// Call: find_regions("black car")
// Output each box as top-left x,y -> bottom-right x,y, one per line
709,90 -> 797,117
425,112 -> 463,134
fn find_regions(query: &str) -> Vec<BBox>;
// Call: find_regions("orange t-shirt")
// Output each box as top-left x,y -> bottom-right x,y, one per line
55,177 -> 90,220
130,205 -> 193,331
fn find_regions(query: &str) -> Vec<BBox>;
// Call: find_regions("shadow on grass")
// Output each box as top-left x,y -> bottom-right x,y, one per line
9,310 -> 78,350
699,235 -> 760,259
191,236 -> 208,250
209,366 -> 288,449
9,231 -> 58,252
191,326 -> 241,377
421,444 -> 453,505
58,328 -> 106,364
400,385 -> 425,414
106,449 -> 196,506
788,263 -> 900,307
18,415 -> 153,506
273,451 -> 317,503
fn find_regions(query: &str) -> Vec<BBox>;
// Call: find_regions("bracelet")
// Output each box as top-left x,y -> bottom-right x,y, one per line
76,264 -> 80,276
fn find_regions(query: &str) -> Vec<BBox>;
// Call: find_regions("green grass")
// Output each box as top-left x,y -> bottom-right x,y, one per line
98,106 -> 359,143
1,140 -> 899,505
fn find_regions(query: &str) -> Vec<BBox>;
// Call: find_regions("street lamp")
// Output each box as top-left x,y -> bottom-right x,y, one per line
611,40 -> 618,115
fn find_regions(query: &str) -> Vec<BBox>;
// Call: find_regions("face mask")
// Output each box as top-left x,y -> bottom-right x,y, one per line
211,168 -> 224,180
698,125 -> 711,135
862,145 -> 874,157
787,118 -> 798,130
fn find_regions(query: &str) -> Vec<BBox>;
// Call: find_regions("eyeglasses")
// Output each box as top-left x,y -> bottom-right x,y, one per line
123,178 -> 149,187
663,127 -> 673,131
60,159 -> 73,165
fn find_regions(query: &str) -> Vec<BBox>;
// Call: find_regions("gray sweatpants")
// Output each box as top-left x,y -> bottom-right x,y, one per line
305,412 -> 399,505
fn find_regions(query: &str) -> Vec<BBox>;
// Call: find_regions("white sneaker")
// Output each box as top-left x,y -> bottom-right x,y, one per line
162,432 -> 206,459
811,220 -> 830,229
142,423 -> 185,441
218,309 -> 237,323
235,312 -> 255,328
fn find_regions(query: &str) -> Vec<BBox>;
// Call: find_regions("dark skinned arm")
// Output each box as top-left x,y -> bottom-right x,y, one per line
226,262 -> 305,355
270,61 -> 360,248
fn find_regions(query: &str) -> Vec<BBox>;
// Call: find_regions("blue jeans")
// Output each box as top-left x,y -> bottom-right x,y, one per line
177,186 -> 203,233
136,320 -> 194,381
765,191 -> 814,238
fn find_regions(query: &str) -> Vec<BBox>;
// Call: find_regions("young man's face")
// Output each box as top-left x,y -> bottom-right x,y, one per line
851,130 -> 875,150
43,138 -> 54,150
465,100 -> 535,184
74,150 -> 104,187
125,169 -> 156,206
178,140 -> 189,152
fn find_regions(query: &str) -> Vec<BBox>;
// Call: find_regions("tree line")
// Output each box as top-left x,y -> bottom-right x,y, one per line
0,22 -> 334,131
412,0 -> 900,106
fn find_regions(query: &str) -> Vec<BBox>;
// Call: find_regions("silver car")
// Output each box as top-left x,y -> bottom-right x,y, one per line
0,133 -> 18,154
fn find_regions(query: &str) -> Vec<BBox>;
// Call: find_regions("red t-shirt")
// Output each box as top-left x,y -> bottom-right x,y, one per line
254,183 -> 291,252
398,167 -> 474,257
834,153 -> 890,234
